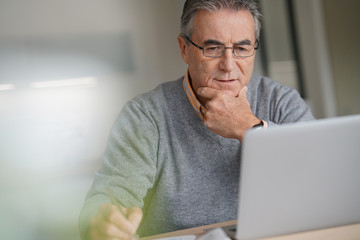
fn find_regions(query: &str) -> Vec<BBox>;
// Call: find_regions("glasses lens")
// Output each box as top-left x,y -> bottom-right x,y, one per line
203,45 -> 225,57
234,45 -> 254,57
202,43 -> 256,58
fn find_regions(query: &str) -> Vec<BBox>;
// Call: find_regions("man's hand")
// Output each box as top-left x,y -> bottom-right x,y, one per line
197,86 -> 260,141
90,203 -> 142,240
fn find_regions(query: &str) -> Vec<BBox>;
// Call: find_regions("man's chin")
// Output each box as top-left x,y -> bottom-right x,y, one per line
211,86 -> 239,97
210,81 -> 242,95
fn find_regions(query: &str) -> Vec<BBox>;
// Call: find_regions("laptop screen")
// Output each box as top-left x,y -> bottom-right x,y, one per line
236,115 -> 360,240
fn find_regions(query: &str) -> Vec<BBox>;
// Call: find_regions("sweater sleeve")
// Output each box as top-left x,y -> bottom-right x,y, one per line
268,85 -> 314,125
249,76 -> 314,126
79,100 -> 158,240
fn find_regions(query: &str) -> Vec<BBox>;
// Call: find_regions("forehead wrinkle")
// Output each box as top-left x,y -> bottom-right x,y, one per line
193,9 -> 255,47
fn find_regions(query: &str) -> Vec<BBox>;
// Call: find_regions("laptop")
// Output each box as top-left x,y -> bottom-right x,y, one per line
233,114 -> 360,240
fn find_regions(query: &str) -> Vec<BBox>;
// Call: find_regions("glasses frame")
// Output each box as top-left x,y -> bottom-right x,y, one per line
185,35 -> 259,58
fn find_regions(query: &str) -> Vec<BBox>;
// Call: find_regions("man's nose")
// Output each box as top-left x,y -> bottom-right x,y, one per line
219,47 -> 236,72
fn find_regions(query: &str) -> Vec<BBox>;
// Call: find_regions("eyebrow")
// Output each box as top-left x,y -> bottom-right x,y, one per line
204,39 -> 223,45
235,39 -> 252,45
203,39 -> 252,45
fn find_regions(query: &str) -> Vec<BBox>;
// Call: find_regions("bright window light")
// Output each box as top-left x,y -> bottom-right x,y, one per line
30,77 -> 97,89
0,84 -> 16,91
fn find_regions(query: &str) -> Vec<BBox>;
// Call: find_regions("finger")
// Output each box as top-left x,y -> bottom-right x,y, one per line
91,229 -> 112,240
117,205 -> 142,231
127,207 -> 143,229
198,87 -> 236,99
91,215 -> 131,240
92,229 -> 137,240
109,208 -> 137,235
197,87 -> 220,99
100,204 -> 137,236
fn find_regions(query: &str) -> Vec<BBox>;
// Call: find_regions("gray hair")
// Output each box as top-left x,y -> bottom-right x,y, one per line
180,0 -> 262,40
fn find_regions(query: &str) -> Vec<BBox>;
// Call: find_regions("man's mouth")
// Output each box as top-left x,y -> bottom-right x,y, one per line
215,79 -> 236,83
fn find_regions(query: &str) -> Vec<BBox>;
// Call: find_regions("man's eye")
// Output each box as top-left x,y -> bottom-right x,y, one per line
205,45 -> 222,52
234,46 -> 248,52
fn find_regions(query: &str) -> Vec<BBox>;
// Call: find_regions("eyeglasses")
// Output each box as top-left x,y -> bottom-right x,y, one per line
185,35 -> 259,58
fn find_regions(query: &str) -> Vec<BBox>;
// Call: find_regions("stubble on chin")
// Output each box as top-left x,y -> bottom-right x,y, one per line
208,81 -> 242,98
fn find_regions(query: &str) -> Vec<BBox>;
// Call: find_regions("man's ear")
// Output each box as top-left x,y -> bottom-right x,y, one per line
177,36 -> 189,64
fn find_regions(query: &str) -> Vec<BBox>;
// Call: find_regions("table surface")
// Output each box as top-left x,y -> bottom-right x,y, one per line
141,221 -> 360,240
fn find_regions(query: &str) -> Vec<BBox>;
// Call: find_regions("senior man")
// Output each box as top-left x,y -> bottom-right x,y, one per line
79,0 -> 314,239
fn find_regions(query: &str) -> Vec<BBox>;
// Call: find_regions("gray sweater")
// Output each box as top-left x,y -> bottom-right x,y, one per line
79,76 -> 314,238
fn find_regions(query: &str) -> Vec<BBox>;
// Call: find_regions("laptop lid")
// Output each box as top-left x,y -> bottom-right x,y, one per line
236,114 -> 360,240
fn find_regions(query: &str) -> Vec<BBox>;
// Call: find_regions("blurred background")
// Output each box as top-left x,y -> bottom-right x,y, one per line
0,0 -> 359,239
